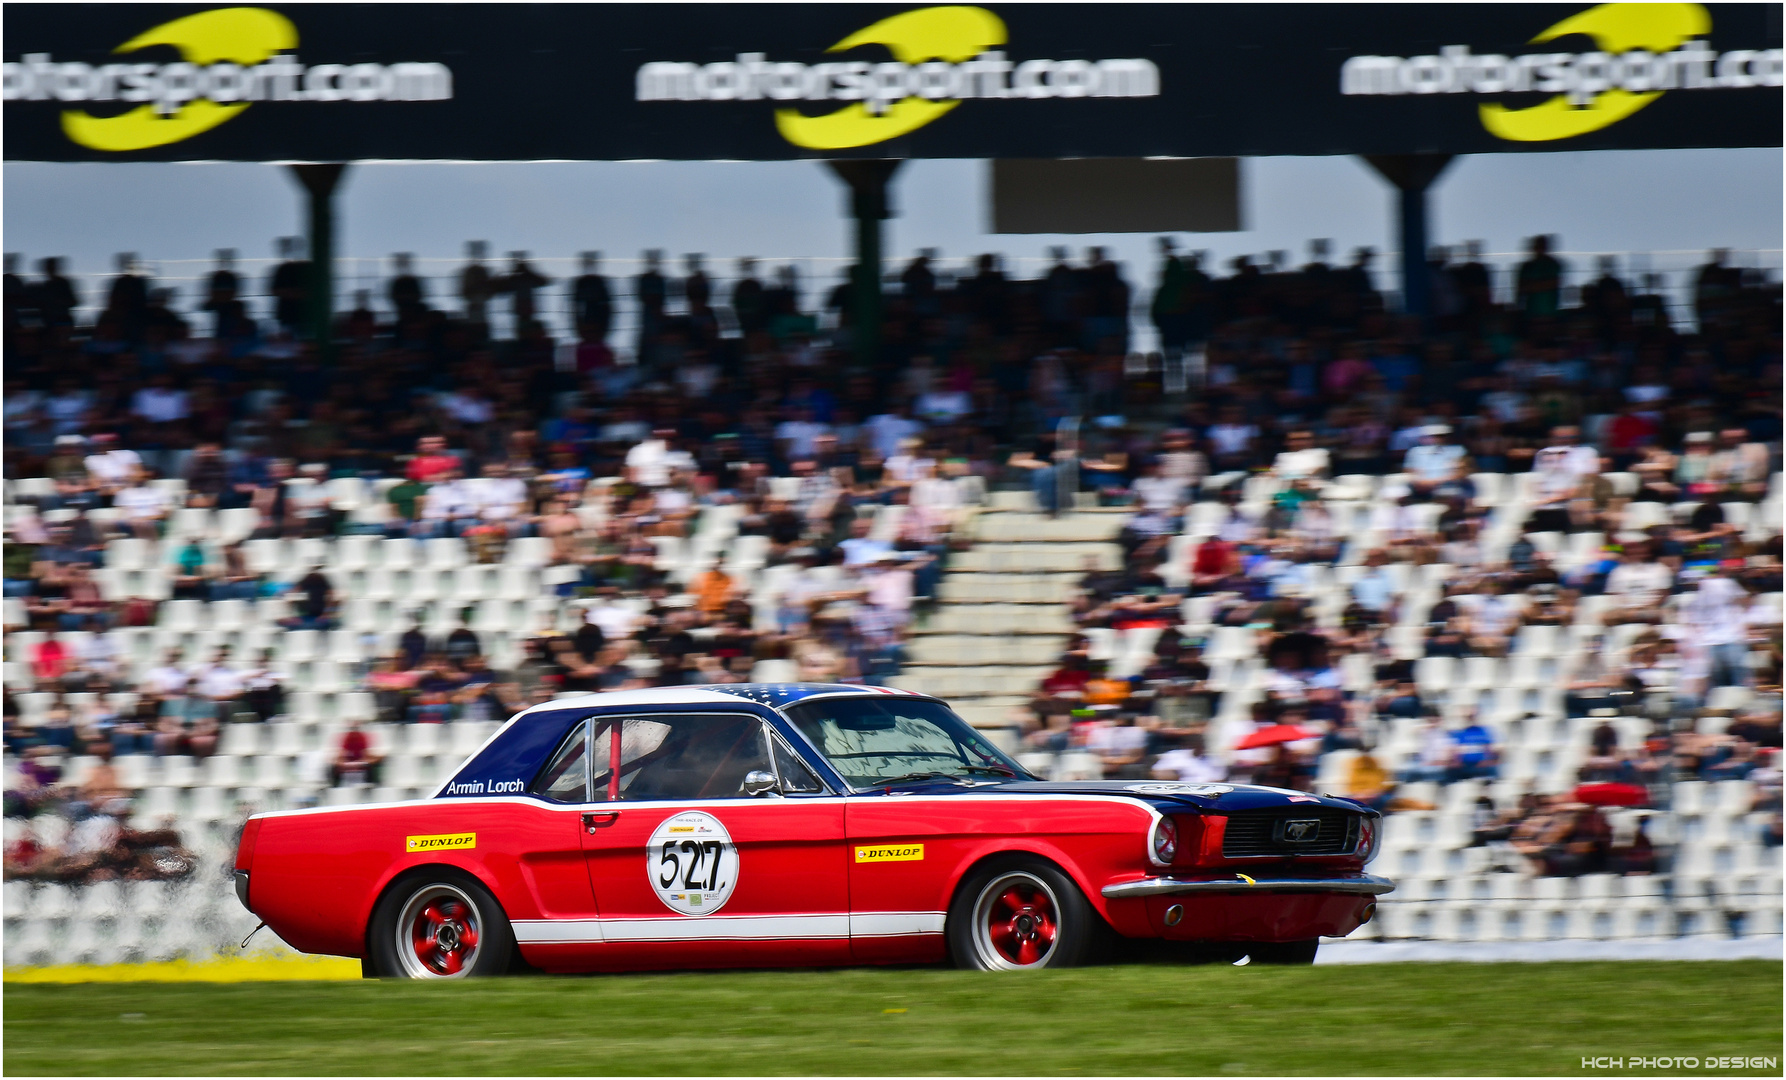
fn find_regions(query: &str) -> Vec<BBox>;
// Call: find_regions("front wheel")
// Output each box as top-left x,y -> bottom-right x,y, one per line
1247,939 -> 1319,965
367,869 -> 515,979
947,856 -> 1106,971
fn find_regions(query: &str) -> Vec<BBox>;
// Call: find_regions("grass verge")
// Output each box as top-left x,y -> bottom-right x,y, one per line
4,960 -> 1781,1075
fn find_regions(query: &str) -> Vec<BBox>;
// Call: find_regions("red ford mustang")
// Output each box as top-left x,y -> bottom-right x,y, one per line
234,685 -> 1391,978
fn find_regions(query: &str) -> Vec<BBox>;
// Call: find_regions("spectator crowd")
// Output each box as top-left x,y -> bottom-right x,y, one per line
4,233 -> 1782,882
1007,240 -> 1783,874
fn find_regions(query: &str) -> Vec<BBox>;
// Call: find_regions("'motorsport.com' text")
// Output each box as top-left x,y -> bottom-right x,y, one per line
1343,40 -> 1783,103
4,53 -> 453,114
637,52 -> 1159,113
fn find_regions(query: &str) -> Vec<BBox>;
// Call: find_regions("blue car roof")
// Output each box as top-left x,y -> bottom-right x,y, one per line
437,684 -> 931,798
697,683 -> 929,707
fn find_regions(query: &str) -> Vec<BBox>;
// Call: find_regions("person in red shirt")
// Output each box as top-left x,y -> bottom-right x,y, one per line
1039,653 -> 1092,698
1190,536 -> 1239,594
329,721 -> 385,787
404,435 -> 459,484
31,637 -> 69,685
1603,400 -> 1657,470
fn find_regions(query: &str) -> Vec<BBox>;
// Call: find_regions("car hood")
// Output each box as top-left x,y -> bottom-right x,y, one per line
980,779 -> 1374,814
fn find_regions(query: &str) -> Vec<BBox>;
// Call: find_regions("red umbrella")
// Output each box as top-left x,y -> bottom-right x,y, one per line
1233,724 -> 1317,750
1572,782 -> 1651,807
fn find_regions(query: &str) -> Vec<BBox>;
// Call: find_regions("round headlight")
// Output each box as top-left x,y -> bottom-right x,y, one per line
1151,816 -> 1179,865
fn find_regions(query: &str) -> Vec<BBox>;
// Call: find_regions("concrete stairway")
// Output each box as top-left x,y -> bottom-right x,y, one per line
892,493 -> 1127,730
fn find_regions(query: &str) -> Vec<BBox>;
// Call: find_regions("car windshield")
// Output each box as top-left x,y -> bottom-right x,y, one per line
783,697 -> 1029,789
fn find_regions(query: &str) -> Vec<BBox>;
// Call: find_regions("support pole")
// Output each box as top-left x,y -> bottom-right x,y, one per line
824,159 -> 902,368
1361,154 -> 1454,318
288,163 -> 348,357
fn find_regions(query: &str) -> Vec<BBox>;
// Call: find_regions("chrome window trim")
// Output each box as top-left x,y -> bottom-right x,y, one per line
583,714 -> 596,803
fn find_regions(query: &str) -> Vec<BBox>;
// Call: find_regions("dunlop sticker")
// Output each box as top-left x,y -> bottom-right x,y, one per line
855,844 -> 924,863
406,833 -> 476,852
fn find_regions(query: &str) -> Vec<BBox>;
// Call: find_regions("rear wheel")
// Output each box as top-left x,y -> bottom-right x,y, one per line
1247,939 -> 1319,965
367,869 -> 514,979
948,856 -> 1105,971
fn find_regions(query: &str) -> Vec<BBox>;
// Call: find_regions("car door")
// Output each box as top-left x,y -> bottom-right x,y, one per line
501,716 -> 608,972
576,711 -> 850,970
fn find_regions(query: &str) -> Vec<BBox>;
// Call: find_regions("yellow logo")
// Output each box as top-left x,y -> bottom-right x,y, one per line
1481,3 -> 1710,142
776,6 -> 1006,150
62,7 -> 296,152
4,7 -> 453,152
1340,4 -> 1777,143
855,844 -> 924,863
406,833 -> 477,852
633,6 -> 1159,150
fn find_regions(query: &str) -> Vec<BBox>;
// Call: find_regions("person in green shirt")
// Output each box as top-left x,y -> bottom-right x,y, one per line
171,539 -> 210,600
3,535 -> 38,595
386,477 -> 427,537
1516,234 -> 1563,318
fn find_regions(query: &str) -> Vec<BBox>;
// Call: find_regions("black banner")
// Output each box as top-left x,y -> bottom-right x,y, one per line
3,3 -> 1780,162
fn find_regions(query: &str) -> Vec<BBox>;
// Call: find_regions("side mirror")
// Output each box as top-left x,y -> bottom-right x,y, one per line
741,770 -> 781,798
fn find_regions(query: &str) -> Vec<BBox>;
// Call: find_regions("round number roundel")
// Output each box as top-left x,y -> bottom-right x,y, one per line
647,811 -> 738,916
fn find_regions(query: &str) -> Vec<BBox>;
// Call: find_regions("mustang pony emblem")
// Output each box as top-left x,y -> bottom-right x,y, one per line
1280,819 -> 1321,843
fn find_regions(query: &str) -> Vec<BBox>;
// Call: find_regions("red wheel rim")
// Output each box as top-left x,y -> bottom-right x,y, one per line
395,885 -> 483,978
972,872 -> 1060,969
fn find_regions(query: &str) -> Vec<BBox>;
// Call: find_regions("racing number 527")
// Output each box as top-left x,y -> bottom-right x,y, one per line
659,840 -> 723,890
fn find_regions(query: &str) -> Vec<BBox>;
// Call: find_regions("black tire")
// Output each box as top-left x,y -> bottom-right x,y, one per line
367,867 -> 515,979
1247,939 -> 1319,965
947,855 -> 1107,971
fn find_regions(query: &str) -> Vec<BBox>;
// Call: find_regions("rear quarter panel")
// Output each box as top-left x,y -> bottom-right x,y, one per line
248,798 -> 591,958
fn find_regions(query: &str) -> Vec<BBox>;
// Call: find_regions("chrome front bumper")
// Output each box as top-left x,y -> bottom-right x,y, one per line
1102,873 -> 1396,899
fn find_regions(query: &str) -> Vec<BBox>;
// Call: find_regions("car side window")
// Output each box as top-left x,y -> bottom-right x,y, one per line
616,714 -> 776,801
772,734 -> 826,794
531,720 -> 592,803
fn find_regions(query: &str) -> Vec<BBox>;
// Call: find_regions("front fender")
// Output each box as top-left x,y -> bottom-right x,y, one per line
937,835 -> 1158,938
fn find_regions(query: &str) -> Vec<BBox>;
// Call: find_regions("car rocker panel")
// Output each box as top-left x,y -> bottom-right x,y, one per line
233,685 -> 1389,976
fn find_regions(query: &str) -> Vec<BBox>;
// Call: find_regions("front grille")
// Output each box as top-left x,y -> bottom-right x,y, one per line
1222,809 -> 1359,858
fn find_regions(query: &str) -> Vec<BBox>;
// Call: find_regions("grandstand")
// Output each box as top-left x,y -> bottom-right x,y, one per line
6,473 -> 1780,964
4,235 -> 1781,967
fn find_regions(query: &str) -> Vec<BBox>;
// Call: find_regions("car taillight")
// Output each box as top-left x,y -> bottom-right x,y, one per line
1356,816 -> 1380,863
235,816 -> 264,872
1150,816 -> 1178,866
